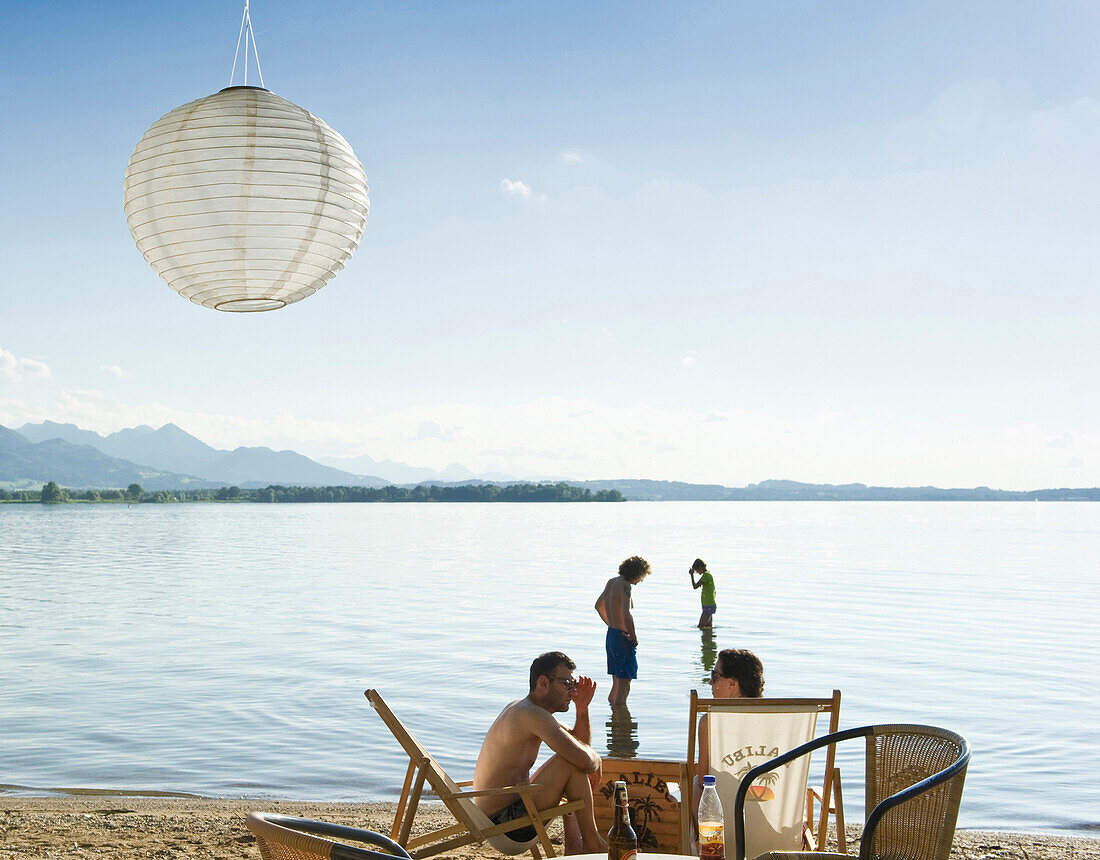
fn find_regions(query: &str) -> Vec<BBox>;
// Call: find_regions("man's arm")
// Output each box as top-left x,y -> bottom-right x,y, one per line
594,583 -> 611,627
567,677 -> 602,791
530,706 -> 600,773
565,676 -> 595,744
617,584 -> 637,643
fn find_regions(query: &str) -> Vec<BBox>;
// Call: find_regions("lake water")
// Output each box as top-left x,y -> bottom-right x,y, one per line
1,502 -> 1097,836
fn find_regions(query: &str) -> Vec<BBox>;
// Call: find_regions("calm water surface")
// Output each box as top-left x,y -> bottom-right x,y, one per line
1,502 -> 1097,835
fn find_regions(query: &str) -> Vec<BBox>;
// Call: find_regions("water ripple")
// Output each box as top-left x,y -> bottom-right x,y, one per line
1,501 -> 1097,834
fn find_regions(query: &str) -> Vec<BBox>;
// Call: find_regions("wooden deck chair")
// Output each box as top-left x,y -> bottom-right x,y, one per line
687,690 -> 843,859
365,689 -> 585,860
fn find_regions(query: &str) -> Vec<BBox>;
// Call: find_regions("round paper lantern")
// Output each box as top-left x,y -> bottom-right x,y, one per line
124,86 -> 369,312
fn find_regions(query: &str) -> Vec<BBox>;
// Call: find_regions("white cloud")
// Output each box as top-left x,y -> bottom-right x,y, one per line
20,359 -> 50,378
414,420 -> 452,441
0,346 -> 50,381
100,365 -> 135,379
1047,432 -> 1074,449
560,149 -> 585,165
500,178 -> 535,200
682,350 -> 697,367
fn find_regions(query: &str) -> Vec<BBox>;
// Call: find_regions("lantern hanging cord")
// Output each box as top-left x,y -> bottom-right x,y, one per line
229,0 -> 265,88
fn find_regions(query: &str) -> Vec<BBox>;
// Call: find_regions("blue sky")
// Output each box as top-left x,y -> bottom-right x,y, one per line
2,1 -> 1099,488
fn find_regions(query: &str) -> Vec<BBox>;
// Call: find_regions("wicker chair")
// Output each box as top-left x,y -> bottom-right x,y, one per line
246,813 -> 413,860
733,724 -> 969,860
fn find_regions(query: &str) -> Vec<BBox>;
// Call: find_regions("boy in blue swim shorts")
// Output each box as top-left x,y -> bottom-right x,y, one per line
594,555 -> 651,704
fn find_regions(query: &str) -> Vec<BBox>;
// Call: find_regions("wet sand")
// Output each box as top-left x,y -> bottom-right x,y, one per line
0,796 -> 1095,860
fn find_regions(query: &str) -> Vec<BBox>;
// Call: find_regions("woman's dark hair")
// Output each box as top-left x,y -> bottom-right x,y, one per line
715,648 -> 764,698
692,558 -> 707,572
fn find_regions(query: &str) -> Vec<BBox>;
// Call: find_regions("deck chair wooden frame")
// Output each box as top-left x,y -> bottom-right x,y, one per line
365,689 -> 584,860
687,690 -> 844,856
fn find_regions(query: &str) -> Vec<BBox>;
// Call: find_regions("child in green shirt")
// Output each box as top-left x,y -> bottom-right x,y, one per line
689,558 -> 716,628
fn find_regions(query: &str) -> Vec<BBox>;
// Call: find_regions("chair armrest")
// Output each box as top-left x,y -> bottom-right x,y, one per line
442,783 -> 546,800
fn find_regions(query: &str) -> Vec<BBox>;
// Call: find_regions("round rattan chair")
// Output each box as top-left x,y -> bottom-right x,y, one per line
246,812 -> 413,860
733,724 -> 970,860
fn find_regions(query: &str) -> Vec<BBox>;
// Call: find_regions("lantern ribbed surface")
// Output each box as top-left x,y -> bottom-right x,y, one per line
124,86 -> 369,312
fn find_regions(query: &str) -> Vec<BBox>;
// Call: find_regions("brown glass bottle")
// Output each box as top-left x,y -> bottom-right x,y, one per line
607,780 -> 638,860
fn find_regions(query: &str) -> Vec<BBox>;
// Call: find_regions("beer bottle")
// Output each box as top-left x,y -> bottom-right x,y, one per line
607,780 -> 639,860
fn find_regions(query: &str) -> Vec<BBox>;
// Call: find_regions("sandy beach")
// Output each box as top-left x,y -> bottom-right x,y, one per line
0,796 -> 1094,860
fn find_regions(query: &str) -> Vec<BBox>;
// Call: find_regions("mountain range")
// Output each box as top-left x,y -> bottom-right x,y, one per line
2,421 -> 523,490
3,421 -> 1098,500
1,423 -> 208,491
5,421 -> 389,490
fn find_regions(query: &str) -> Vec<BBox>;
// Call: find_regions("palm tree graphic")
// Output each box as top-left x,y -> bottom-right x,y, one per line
629,797 -> 662,849
736,765 -> 780,802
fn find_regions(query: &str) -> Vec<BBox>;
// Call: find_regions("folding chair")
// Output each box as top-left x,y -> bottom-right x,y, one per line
687,690 -> 843,858
365,689 -> 584,860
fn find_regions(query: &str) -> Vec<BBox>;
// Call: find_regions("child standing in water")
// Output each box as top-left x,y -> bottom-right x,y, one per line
689,558 -> 716,628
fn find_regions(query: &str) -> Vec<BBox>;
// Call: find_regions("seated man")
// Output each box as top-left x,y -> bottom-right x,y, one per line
472,651 -> 607,854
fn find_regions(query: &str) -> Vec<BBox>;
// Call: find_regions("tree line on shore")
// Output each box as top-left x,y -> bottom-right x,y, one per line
2,481 -> 625,504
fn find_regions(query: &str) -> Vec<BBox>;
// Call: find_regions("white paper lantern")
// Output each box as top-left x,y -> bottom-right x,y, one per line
124,86 -> 369,312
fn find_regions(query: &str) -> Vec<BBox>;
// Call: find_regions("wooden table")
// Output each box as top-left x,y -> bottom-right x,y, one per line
565,854 -> 696,860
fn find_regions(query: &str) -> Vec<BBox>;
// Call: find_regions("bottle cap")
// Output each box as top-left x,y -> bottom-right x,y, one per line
703,774 -> 716,786
615,780 -> 626,788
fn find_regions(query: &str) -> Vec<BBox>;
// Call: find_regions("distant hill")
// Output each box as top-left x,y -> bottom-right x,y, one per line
575,478 -> 1100,501
317,452 -> 516,485
17,421 -> 387,488
575,479 -> 737,501
0,425 -> 209,490
6,422 -> 1099,500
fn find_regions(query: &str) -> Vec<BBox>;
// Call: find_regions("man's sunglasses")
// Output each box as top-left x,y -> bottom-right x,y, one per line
547,675 -> 578,690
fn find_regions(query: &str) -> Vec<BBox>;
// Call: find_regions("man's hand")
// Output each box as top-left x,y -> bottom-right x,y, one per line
573,675 -> 596,711
588,754 -> 604,792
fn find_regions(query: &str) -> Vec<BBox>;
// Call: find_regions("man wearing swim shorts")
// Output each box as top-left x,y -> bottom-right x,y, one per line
472,652 -> 606,854
595,555 -> 651,704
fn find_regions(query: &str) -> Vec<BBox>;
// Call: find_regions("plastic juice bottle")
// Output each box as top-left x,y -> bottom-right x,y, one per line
698,774 -> 724,860
607,780 -> 638,860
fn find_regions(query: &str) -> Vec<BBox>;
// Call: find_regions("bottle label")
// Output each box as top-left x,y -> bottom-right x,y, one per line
699,823 -> 724,860
619,850 -> 637,860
